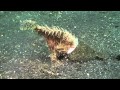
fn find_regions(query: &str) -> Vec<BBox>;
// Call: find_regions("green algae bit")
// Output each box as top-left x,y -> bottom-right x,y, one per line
20,20 -> 38,31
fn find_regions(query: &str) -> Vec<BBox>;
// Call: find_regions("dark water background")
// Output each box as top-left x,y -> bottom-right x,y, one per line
0,11 -> 120,79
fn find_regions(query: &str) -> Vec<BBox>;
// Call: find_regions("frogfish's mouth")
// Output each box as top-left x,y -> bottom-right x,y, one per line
67,38 -> 78,54
67,47 -> 76,54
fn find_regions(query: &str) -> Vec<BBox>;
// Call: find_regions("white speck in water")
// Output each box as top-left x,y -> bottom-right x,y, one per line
104,34 -> 107,37
74,26 -> 77,29
81,35 -> 86,39
1,35 -> 3,37
87,73 -> 90,77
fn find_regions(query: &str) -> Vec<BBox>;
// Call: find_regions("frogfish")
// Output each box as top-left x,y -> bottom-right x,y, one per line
20,20 -> 78,63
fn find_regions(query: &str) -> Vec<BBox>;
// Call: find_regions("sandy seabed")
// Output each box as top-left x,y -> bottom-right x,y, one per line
0,11 -> 120,79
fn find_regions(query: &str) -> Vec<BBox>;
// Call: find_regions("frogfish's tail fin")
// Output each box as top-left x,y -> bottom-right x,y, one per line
20,20 -> 38,31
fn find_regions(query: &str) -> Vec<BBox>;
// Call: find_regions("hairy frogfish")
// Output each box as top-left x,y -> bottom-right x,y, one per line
20,20 -> 78,63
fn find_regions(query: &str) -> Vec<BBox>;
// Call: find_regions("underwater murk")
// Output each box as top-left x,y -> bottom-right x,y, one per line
0,11 -> 120,79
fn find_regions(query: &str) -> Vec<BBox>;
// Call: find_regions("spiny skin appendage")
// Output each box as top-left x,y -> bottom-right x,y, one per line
20,20 -> 78,63
36,25 -> 78,45
20,20 -> 38,30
